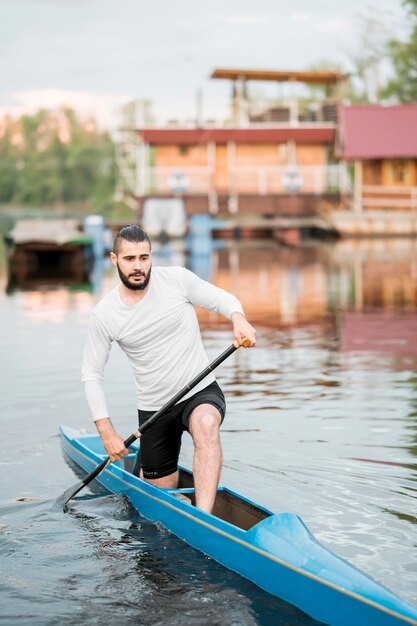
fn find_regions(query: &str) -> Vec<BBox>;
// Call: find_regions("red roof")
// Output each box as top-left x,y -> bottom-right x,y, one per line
338,104 -> 417,160
140,127 -> 334,144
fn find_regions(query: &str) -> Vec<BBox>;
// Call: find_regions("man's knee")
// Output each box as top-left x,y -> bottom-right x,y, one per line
189,405 -> 221,446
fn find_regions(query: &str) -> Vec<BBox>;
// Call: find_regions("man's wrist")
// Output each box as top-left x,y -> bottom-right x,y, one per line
94,417 -> 115,439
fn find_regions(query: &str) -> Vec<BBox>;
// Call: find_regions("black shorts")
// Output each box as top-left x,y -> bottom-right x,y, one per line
137,381 -> 226,479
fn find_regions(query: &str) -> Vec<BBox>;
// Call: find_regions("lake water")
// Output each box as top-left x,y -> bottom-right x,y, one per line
1,237 -> 417,625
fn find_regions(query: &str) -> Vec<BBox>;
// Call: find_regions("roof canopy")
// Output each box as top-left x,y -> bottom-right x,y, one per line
211,68 -> 349,85
338,105 -> 417,160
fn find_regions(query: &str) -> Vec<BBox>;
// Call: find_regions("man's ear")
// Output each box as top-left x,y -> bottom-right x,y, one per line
110,252 -> 117,266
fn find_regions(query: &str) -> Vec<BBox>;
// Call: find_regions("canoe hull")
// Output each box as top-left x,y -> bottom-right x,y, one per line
60,426 -> 417,626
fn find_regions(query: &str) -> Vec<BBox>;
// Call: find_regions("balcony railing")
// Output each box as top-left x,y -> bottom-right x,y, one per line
362,185 -> 417,211
143,165 -> 350,196
145,167 -> 212,195
229,165 -> 349,195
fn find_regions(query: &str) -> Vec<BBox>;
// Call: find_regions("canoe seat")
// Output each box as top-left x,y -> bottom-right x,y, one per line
173,493 -> 193,505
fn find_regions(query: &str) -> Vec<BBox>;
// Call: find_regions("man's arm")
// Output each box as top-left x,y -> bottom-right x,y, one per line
181,269 -> 256,347
82,312 -> 129,461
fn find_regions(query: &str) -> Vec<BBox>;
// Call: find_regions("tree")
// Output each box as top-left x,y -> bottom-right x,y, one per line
0,117 -> 18,202
349,12 -> 391,103
383,0 -> 417,101
0,108 -> 116,209
306,12 -> 392,105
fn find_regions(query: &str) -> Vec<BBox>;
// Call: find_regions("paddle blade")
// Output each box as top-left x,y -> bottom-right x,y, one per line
56,480 -> 86,509
59,455 -> 112,510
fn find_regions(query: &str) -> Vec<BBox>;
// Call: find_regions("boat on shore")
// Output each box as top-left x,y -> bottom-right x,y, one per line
60,425 -> 417,626
4,218 -> 94,287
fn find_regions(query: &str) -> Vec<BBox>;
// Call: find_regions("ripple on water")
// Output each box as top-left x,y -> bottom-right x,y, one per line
0,495 -> 323,626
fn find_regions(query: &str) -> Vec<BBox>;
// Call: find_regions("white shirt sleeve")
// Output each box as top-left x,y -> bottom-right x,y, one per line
180,268 -> 245,319
81,312 -> 112,421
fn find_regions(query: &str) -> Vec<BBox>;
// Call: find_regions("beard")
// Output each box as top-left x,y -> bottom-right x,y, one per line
117,263 -> 152,291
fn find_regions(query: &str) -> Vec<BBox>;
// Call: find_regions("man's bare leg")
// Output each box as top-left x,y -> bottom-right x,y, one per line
188,404 -> 222,513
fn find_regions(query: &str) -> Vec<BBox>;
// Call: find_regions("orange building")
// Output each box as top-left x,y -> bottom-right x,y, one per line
118,69 -> 350,220
138,126 -> 343,216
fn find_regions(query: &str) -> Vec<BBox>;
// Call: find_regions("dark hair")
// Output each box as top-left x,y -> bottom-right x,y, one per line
113,224 -> 151,255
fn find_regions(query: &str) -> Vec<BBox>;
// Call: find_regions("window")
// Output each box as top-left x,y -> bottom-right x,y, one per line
365,160 -> 382,185
390,160 -> 408,184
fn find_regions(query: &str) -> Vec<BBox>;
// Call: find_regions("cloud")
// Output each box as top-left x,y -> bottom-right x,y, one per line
313,19 -> 353,33
291,12 -> 312,23
0,0 -> 86,5
223,15 -> 268,26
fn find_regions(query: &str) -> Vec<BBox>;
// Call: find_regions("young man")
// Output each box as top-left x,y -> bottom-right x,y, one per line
82,224 -> 256,513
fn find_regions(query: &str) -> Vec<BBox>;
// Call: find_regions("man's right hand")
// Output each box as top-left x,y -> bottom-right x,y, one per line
95,418 -> 128,462
102,432 -> 128,462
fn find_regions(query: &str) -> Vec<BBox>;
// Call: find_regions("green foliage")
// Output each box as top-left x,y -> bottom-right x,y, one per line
404,0 -> 417,13
383,0 -> 417,101
0,108 -> 116,209
384,31 -> 417,101
0,123 -> 18,202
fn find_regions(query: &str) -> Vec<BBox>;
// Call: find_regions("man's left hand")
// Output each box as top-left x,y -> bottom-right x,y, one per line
231,312 -> 256,348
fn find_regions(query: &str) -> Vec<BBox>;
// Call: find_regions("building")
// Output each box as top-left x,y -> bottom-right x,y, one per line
117,69 -> 350,224
335,105 -> 417,235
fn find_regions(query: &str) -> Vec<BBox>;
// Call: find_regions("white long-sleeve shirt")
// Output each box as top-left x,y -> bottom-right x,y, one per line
81,266 -> 244,420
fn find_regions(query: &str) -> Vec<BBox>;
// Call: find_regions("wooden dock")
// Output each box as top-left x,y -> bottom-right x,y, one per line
330,210 -> 417,237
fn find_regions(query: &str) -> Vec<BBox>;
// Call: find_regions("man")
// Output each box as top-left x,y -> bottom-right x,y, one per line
82,224 -> 256,513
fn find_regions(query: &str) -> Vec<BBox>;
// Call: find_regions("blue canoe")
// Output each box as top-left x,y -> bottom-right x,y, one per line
60,425 -> 417,626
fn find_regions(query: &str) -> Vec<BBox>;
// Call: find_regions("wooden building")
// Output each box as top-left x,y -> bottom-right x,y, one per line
137,126 -> 347,217
337,104 -> 417,213
118,69 -> 350,222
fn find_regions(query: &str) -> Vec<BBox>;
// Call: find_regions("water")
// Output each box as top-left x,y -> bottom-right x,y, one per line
1,237 -> 417,625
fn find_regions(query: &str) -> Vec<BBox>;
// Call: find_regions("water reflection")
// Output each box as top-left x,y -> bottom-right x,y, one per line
208,238 -> 417,325
4,245 -> 93,293
333,238 -> 417,311
209,242 -> 331,326
5,236 -> 417,324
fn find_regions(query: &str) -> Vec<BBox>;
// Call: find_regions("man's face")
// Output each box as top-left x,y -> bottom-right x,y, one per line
110,240 -> 152,291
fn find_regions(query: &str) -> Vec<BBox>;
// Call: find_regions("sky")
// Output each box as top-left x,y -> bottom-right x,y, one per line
0,0 -> 408,129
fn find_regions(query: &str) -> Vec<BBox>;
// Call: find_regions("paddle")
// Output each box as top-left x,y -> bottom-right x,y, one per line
60,340 -> 249,509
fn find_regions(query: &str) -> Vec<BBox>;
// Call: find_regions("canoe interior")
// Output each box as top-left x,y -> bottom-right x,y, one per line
171,484 -> 271,531
121,445 -> 271,531
73,434 -> 271,531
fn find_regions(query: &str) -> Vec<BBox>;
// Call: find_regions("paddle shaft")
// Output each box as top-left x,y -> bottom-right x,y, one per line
63,342 -> 240,504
